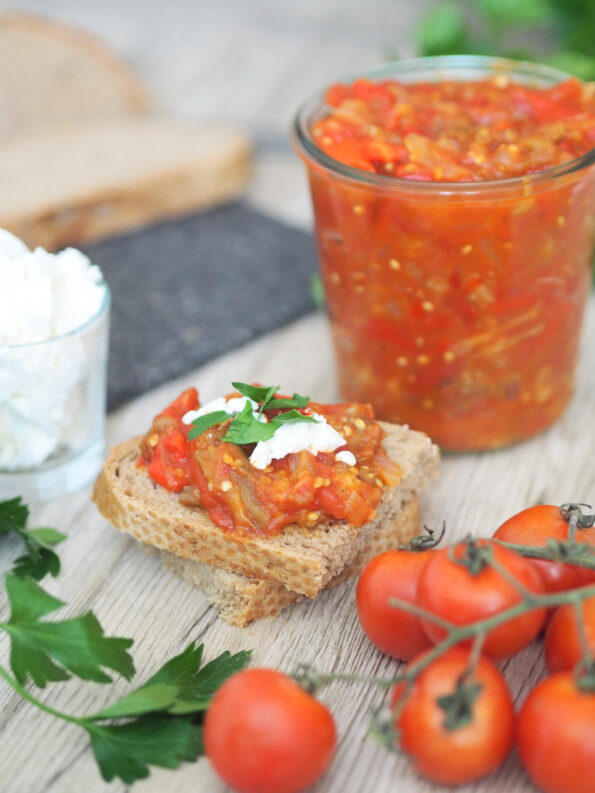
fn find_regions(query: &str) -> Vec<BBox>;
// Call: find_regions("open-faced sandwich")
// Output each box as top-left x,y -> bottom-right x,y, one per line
93,382 -> 439,625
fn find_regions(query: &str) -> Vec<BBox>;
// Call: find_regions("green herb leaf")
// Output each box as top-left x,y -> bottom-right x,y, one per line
0,497 -> 66,581
2,575 -> 134,688
91,643 -> 251,719
11,548 -> 61,580
271,410 -> 318,426
26,527 -> 68,547
86,714 -> 202,784
476,0 -> 554,26
267,393 -> 311,410
0,497 -> 28,535
222,402 -> 277,445
545,49 -> 595,80
82,643 -> 250,783
187,410 -> 230,441
231,382 -> 280,404
310,272 -> 326,309
415,2 -> 469,56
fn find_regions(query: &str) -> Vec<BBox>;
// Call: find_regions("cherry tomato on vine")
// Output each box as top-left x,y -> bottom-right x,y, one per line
545,589 -> 595,673
417,540 -> 546,659
356,549 -> 434,660
518,672 -> 595,793
391,647 -> 515,785
204,668 -> 336,793
493,504 -> 595,593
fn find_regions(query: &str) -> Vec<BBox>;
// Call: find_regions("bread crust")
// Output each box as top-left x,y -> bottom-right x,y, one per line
93,422 -> 439,597
0,11 -> 148,139
0,119 -> 251,250
161,495 -> 421,626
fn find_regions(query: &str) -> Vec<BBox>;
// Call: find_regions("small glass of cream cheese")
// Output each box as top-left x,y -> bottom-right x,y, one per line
0,229 -> 110,499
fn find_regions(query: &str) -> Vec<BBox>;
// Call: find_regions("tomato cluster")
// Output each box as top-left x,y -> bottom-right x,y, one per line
203,504 -> 594,793
357,504 -> 595,792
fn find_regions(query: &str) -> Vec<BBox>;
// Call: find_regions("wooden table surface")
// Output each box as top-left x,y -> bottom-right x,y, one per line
2,2 -> 595,792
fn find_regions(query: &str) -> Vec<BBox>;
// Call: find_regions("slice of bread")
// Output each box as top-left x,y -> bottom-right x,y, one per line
161,495 -> 421,626
0,11 -> 148,139
0,117 -> 251,250
93,423 -> 439,597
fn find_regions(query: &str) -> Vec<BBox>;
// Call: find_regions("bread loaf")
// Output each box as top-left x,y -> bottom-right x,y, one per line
0,118 -> 251,250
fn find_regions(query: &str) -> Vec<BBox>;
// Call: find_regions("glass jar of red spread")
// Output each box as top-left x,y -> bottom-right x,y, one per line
292,56 -> 595,451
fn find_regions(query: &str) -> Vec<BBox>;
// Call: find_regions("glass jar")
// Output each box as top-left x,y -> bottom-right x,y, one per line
0,283 -> 110,499
293,56 -> 595,451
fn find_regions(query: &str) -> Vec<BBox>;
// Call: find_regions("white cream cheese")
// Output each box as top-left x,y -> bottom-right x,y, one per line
182,395 -> 262,425
336,450 -> 357,466
249,412 -> 347,470
0,230 -> 107,471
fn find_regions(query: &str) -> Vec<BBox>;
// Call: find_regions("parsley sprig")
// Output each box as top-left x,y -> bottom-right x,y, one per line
0,498 -> 251,784
0,496 -> 66,580
187,382 -> 316,445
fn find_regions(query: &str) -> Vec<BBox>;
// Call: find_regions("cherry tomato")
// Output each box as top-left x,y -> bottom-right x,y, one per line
204,668 -> 336,793
545,589 -> 595,673
493,504 -> 595,592
518,672 -> 595,793
417,540 -> 546,659
391,647 -> 515,784
356,549 -> 434,660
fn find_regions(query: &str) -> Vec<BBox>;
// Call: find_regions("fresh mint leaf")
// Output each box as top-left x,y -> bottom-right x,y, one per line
231,382 -> 280,404
2,576 -> 134,687
267,393 -> 310,410
86,714 -> 202,784
271,410 -> 318,426
187,410 -> 230,441
223,402 -> 276,445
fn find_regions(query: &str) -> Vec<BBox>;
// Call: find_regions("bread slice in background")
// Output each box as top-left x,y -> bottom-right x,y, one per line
0,118 -> 252,250
93,423 -> 439,598
161,495 -> 421,626
0,11 -> 148,139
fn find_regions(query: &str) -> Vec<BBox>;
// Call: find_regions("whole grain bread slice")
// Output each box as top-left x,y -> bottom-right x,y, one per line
93,422 -> 439,597
0,117 -> 251,250
161,495 -> 421,626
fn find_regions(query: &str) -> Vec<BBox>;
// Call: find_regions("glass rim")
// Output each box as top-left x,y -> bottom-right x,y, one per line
0,280 -> 111,351
292,54 -> 595,195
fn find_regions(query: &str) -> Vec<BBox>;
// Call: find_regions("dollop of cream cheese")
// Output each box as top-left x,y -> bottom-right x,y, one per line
0,229 -> 107,470
250,412 -> 347,470
182,396 -> 264,425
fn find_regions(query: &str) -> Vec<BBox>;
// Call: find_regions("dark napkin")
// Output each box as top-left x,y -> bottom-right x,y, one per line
82,203 -> 317,410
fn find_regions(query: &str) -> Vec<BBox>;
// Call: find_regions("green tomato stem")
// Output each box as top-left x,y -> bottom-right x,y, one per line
495,540 -> 595,570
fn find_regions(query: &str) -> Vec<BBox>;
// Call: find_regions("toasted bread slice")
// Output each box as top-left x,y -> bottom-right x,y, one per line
161,495 -> 421,626
93,422 -> 439,597
0,11 -> 148,138
0,117 -> 251,250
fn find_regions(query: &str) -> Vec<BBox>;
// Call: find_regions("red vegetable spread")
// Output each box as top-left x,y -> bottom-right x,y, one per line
137,388 -> 401,537
313,76 -> 595,181
300,74 -> 595,449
